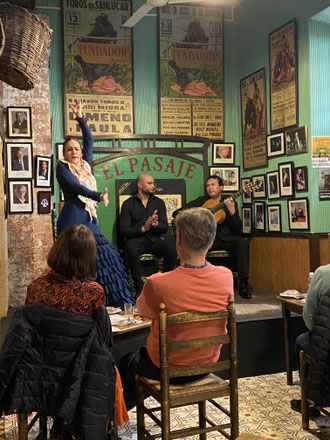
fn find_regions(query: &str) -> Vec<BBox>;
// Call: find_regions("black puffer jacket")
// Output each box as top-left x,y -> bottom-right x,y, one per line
307,288 -> 330,406
0,304 -> 116,440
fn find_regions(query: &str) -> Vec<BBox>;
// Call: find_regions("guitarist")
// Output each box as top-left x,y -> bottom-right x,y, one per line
173,175 -> 251,299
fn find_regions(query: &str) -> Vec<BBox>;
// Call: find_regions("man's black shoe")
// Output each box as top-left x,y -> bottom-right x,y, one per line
290,399 -> 321,417
238,279 -> 251,299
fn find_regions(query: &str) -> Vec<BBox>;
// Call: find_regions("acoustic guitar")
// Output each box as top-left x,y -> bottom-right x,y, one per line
202,180 -> 261,224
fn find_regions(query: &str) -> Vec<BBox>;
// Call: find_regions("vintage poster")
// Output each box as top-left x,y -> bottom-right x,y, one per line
63,0 -> 134,136
319,169 -> 330,200
240,68 -> 267,170
159,5 -> 223,139
312,136 -> 330,168
269,19 -> 298,132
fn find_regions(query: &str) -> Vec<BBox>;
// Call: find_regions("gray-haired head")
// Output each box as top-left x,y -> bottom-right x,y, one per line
175,207 -> 216,252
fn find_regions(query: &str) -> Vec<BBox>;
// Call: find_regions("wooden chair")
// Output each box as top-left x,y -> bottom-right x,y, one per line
300,350 -> 330,430
135,296 -> 239,440
18,413 -> 47,440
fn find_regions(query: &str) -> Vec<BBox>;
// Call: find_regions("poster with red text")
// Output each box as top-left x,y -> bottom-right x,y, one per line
159,5 -> 224,139
63,0 -> 134,137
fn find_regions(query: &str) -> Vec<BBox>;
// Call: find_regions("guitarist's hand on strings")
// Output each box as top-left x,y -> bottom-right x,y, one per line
142,210 -> 158,232
224,197 -> 236,216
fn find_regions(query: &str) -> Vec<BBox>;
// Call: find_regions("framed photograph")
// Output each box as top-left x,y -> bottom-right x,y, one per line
288,198 -> 309,231
56,143 -> 64,161
37,191 -> 51,214
212,142 -> 235,165
269,19 -> 298,132
267,132 -> 285,158
8,180 -> 33,214
285,126 -> 308,155
7,107 -> 32,138
242,206 -> 252,234
254,201 -> 266,232
266,170 -> 280,199
279,162 -> 294,197
319,169 -> 330,201
252,174 -> 266,198
240,68 -> 267,170
241,177 -> 252,204
267,204 -> 282,232
6,142 -> 33,179
35,155 -> 52,188
294,166 -> 308,192
209,166 -> 240,192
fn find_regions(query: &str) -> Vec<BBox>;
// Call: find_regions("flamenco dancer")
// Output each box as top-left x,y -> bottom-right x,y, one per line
56,99 -> 133,308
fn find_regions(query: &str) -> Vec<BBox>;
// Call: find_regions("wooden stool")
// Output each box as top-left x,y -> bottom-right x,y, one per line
18,413 -> 47,440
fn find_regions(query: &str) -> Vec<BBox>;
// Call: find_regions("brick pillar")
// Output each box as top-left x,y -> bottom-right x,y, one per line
1,21 -> 53,308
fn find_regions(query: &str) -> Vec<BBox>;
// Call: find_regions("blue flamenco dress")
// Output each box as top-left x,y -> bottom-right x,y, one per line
56,117 -> 134,308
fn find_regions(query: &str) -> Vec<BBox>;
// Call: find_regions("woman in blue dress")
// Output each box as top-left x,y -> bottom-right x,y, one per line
56,99 -> 133,308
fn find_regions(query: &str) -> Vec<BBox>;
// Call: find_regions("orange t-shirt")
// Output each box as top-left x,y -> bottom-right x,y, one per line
137,263 -> 233,368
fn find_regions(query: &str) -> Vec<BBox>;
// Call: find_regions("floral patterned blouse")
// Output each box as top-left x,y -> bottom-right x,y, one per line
25,270 -> 105,317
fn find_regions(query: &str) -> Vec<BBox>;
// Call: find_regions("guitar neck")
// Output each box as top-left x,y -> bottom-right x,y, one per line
209,188 -> 245,214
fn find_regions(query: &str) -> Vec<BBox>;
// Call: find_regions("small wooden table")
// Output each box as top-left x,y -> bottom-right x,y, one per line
109,313 -> 151,363
277,296 -> 304,385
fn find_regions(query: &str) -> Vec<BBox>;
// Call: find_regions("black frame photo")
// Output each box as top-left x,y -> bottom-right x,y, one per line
267,132 -> 285,158
267,204 -> 282,232
242,206 -> 252,234
266,170 -> 280,199
9,180 -> 33,214
288,198 -> 309,231
6,142 -> 33,179
254,201 -> 266,232
212,142 -> 235,165
37,191 -> 51,214
252,174 -> 266,199
241,177 -> 252,204
294,166 -> 308,192
209,166 -> 240,192
7,107 -> 32,138
279,162 -> 294,197
35,156 -> 52,188
285,126 -> 308,155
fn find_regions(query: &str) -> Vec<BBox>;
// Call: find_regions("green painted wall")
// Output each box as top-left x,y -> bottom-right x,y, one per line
36,0 -> 330,234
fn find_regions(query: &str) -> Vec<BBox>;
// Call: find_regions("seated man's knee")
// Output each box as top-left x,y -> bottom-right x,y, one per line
125,240 -> 140,258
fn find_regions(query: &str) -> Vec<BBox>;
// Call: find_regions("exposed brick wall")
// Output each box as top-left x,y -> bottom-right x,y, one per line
0,16 -> 53,308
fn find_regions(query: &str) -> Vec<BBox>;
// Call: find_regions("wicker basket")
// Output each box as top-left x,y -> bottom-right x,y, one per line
0,3 -> 52,90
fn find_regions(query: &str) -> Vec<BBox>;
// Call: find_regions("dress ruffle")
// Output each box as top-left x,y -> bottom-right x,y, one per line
94,233 -> 134,308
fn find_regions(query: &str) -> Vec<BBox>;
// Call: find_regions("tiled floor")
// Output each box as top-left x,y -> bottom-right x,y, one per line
2,372 -> 329,439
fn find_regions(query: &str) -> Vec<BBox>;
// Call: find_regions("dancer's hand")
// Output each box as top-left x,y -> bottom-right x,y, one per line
100,188 -> 109,207
70,99 -> 83,119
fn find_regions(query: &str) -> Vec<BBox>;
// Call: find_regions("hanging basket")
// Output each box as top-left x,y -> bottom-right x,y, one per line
0,3 -> 52,90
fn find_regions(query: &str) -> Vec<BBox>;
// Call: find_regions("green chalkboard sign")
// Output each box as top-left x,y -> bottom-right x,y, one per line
94,152 -> 206,245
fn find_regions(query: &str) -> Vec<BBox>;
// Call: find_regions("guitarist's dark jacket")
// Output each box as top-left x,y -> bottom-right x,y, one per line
173,196 -> 242,241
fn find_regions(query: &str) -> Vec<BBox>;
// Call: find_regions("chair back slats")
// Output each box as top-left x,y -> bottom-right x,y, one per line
167,309 -> 229,324
168,333 -> 230,351
169,359 -> 231,378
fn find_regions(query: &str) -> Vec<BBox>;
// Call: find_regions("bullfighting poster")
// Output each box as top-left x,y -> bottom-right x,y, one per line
269,19 -> 298,132
240,68 -> 267,170
159,5 -> 224,139
63,0 -> 134,137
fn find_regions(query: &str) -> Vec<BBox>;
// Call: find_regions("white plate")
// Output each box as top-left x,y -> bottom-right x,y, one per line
279,290 -> 303,299
106,307 -> 121,315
